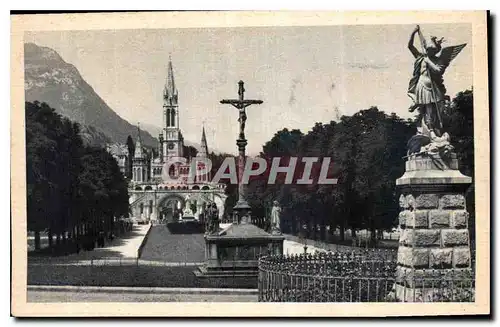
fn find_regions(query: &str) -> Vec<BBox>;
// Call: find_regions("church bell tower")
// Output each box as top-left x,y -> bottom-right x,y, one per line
162,56 -> 184,162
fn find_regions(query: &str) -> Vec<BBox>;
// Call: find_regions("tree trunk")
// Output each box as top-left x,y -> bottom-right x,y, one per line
320,219 -> 326,241
34,230 -> 41,251
48,229 -> 53,248
329,221 -> 335,243
339,222 -> 345,242
370,218 -> 376,247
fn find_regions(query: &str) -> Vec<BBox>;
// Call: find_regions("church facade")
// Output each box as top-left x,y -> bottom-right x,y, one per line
109,59 -> 226,223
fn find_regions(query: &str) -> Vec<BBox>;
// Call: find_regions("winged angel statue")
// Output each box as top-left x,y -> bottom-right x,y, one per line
406,25 -> 466,160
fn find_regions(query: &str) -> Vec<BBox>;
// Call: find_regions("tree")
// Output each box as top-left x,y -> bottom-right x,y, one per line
443,89 -> 475,244
26,101 -> 130,254
183,145 -> 198,160
245,105 -> 415,246
126,135 -> 135,179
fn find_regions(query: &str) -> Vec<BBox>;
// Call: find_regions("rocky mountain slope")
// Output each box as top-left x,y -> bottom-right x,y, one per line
24,42 -> 157,148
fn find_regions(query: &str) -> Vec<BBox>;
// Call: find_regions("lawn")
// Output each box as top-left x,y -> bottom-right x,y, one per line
28,224 -> 258,289
139,225 -> 205,262
27,264 -> 257,289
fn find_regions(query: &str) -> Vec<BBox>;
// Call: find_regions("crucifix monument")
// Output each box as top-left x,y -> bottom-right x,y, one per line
220,80 -> 263,223
195,81 -> 283,281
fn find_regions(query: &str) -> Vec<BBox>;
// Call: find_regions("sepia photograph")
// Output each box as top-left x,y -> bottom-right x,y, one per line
10,11 -> 490,317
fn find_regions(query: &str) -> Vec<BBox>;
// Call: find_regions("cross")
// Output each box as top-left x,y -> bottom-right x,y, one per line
220,81 -> 263,223
220,80 -> 263,140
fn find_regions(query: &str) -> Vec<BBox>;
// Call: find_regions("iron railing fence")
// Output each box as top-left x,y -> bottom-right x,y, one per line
258,250 -> 475,303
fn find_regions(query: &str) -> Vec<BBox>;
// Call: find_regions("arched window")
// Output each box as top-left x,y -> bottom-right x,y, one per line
170,110 -> 175,127
170,186 -> 175,190
177,186 -> 181,190
201,186 -> 209,190
166,108 -> 171,127
158,186 -> 163,190
145,186 -> 152,191
135,186 -> 142,191
192,185 -> 200,190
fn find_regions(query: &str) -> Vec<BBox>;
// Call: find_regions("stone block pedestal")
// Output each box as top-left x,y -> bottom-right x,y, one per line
195,221 -> 284,278
395,154 -> 473,302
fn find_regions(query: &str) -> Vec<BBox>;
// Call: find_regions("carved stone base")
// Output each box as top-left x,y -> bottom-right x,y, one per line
196,224 -> 284,279
395,155 -> 473,302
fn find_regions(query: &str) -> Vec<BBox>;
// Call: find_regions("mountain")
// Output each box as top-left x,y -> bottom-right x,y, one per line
139,122 -> 162,139
24,43 -> 157,148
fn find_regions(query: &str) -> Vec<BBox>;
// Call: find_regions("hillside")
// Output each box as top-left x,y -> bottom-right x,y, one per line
24,42 -> 157,148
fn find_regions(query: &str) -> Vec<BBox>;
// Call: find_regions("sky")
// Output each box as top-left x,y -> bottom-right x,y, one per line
25,23 -> 472,155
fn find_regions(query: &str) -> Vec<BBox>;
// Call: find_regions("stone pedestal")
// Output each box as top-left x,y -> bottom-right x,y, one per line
195,221 -> 284,278
394,153 -> 473,302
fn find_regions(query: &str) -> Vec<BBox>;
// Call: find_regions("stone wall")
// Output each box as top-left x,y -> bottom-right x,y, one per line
398,193 -> 471,269
395,188 -> 473,301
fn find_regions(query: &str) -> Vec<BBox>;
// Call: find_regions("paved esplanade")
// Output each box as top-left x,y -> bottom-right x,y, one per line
28,286 -> 257,302
50,224 -> 150,261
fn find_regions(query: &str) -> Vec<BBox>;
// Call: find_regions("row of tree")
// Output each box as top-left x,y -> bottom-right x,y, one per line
26,101 -> 130,253
226,90 -> 475,246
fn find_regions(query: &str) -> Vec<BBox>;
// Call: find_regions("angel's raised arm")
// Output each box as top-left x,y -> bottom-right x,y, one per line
408,26 -> 422,58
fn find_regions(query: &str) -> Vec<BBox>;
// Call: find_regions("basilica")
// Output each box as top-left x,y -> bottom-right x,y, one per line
108,59 -> 226,223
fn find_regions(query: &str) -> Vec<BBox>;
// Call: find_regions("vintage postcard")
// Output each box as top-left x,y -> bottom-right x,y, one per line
11,11 -> 490,317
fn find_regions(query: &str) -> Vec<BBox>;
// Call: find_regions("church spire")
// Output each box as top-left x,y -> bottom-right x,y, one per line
134,123 -> 144,159
198,125 -> 209,158
163,56 -> 178,106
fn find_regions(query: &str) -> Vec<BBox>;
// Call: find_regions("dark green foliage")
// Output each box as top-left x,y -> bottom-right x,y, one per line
126,135 -> 135,179
442,90 -> 475,245
246,108 -> 414,243
26,101 -> 130,254
183,145 -> 198,160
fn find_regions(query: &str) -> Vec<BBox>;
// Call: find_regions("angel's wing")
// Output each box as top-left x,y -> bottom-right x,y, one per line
439,43 -> 467,68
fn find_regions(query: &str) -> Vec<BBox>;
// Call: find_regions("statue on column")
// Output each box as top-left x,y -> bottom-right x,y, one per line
270,200 -> 282,235
406,25 -> 466,163
205,202 -> 219,235
183,195 -> 195,218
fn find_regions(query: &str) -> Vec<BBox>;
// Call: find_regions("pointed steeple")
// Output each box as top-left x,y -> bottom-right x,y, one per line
134,123 -> 144,159
163,55 -> 178,106
198,125 -> 209,158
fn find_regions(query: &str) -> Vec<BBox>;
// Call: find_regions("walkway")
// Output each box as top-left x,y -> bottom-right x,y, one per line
283,240 -> 326,255
96,224 -> 150,258
28,286 -> 257,302
29,224 -> 151,262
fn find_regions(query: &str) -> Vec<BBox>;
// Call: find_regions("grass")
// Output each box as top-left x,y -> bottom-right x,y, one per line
28,264 -> 257,289
28,224 -> 257,289
139,225 -> 205,262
